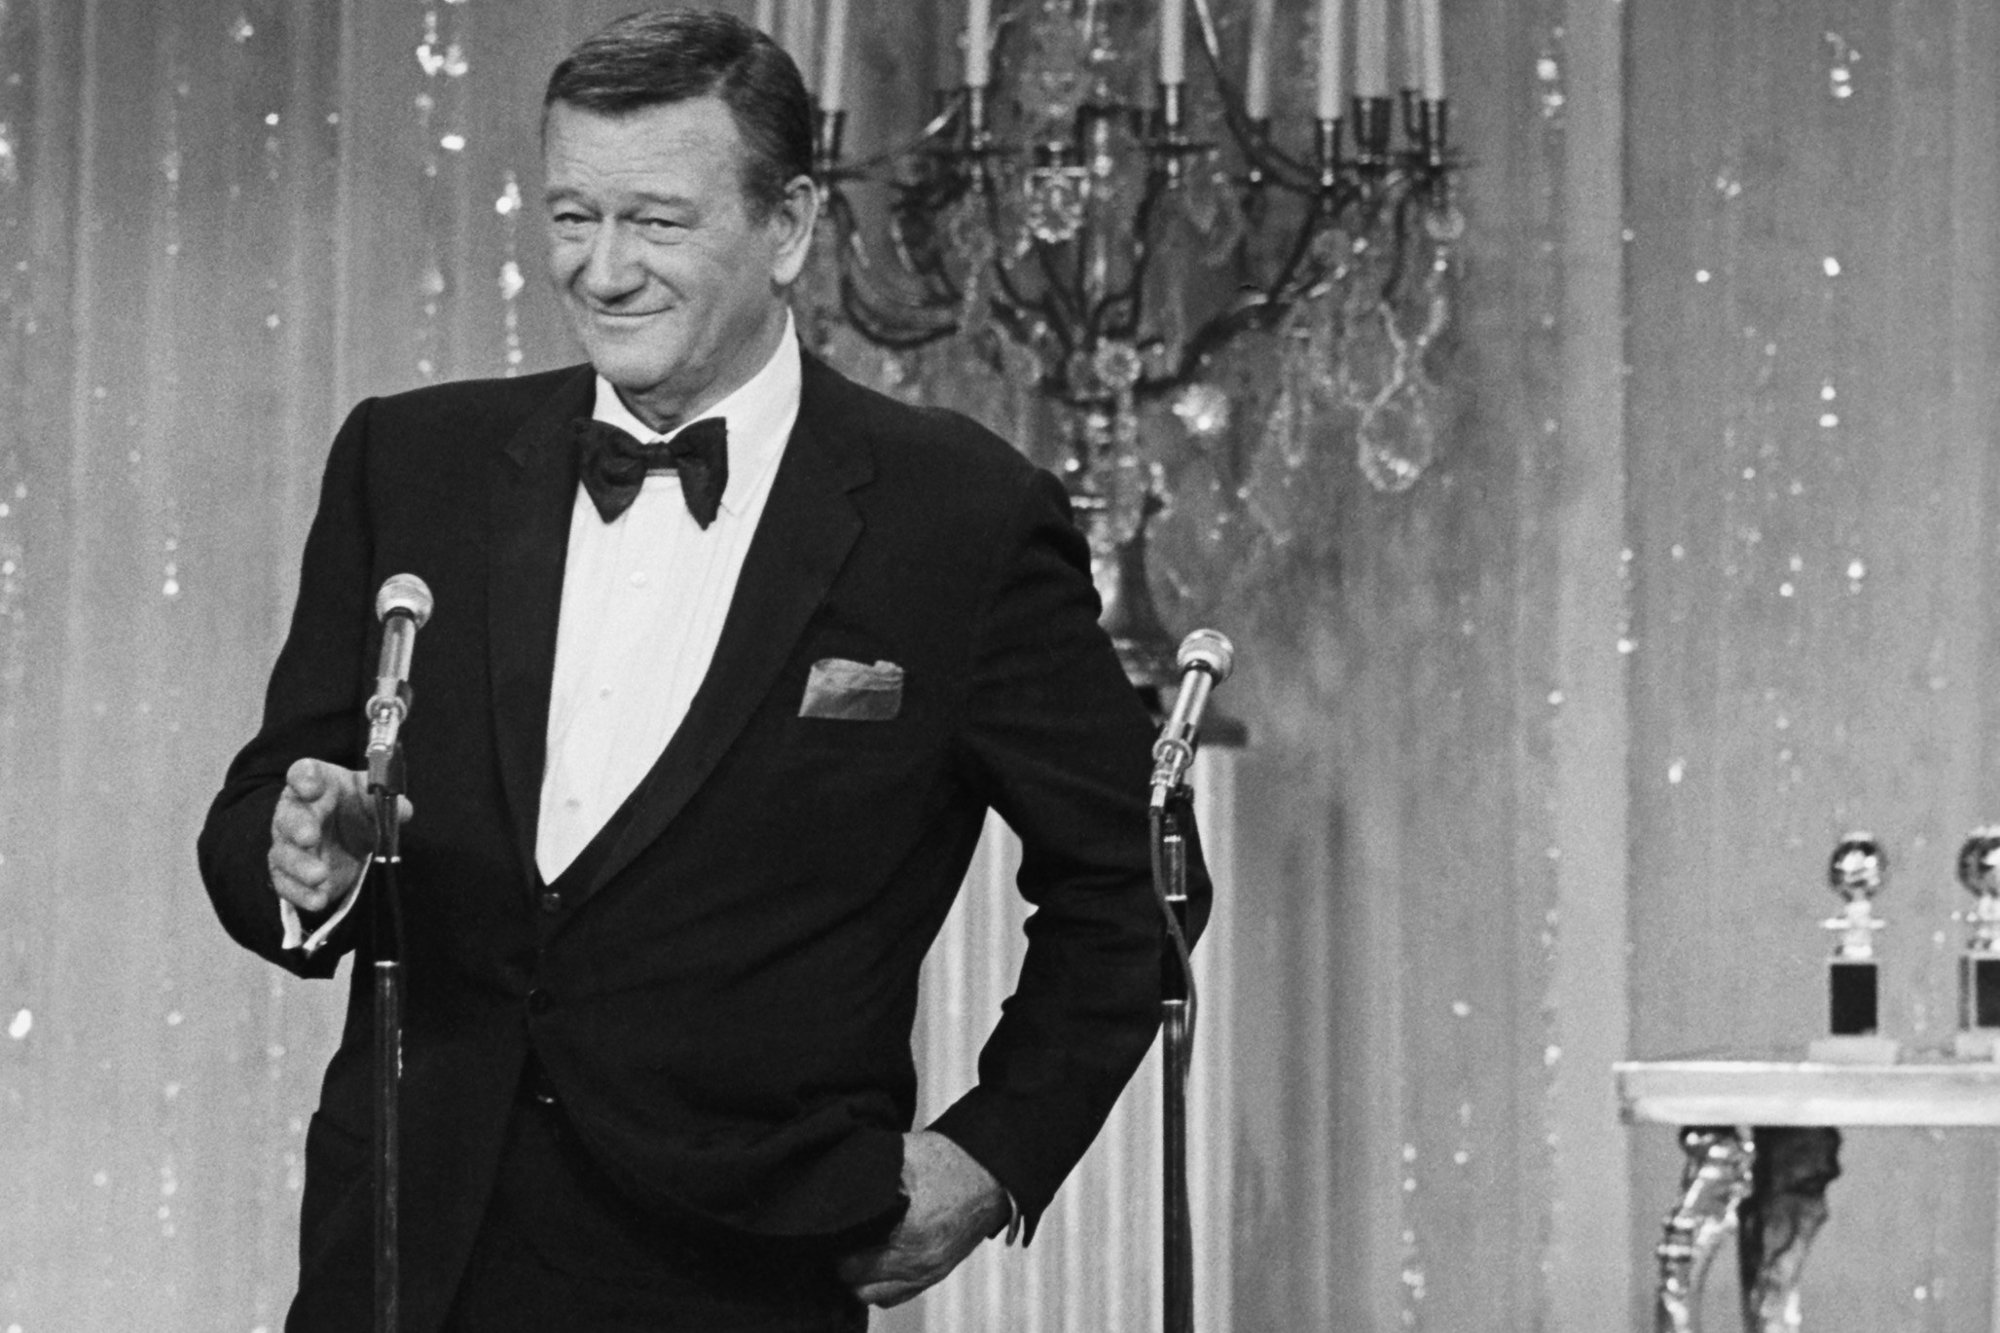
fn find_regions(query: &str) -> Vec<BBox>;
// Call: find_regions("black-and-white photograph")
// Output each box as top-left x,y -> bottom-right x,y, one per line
2,1 -> 1995,1328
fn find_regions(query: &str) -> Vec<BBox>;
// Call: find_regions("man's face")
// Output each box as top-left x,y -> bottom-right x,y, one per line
543,96 -> 812,425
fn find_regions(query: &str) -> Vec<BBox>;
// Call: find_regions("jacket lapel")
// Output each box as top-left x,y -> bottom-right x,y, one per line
488,367 -> 594,892
581,362 -> 873,905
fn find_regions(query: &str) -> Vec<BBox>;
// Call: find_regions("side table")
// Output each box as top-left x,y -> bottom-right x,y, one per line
1614,1057 -> 2000,1332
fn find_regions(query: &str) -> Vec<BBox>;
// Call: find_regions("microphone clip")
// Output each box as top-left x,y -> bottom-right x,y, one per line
366,681 -> 411,795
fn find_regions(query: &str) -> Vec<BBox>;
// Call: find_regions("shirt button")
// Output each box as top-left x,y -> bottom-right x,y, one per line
598,685 -> 613,699
528,988 -> 554,1015
564,796 -> 582,811
539,890 -> 563,915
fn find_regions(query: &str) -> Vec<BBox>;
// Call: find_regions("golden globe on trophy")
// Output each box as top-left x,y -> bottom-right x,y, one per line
1807,832 -> 1900,1064
1954,828 -> 2000,1060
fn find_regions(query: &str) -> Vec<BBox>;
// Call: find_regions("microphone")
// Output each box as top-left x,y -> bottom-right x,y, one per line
1149,629 -> 1235,808
365,574 -> 434,792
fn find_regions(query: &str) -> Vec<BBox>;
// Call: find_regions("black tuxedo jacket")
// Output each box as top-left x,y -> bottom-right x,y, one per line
197,354 -> 1209,1330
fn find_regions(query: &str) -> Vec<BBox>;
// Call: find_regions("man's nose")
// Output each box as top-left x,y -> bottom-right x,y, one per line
579,221 -> 641,298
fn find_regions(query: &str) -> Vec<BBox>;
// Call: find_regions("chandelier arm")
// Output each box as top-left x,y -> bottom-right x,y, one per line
1024,238 -> 1086,334
826,191 -> 970,337
880,214 -> 973,311
990,267 -> 1064,346
841,248 -> 968,324
1155,231 -> 1333,389
981,193 -> 1073,351
1096,167 -> 1169,339
1273,201 -> 1336,296
971,167 -> 1066,333
1070,230 -> 1094,332
880,213 -> 955,300
820,92 -> 970,184
1145,298 -> 1283,397
824,186 -> 883,277
986,300 -> 1062,396
1143,187 -> 1336,392
824,188 -> 962,320
879,173 -> 1008,318
832,218 -> 974,328
982,235 -> 1071,349
1186,0 -> 1321,194
835,272 -> 964,350
1377,187 -> 1417,306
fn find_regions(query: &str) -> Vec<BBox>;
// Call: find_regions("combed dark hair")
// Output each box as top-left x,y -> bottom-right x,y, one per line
544,9 -> 812,219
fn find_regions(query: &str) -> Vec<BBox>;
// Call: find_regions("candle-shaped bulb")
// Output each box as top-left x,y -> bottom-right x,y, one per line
1160,0 -> 1187,86
965,0 -> 993,88
1245,0 -> 1276,120
1354,0 -> 1387,98
1315,0 -> 1345,120
1421,0 -> 1445,100
820,0 -> 852,112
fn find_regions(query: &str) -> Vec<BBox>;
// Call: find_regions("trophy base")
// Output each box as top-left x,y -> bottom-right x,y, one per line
1953,1030 -> 2000,1061
1807,1034 -> 1902,1065
1961,955 -> 2000,1029
1828,959 -> 1879,1037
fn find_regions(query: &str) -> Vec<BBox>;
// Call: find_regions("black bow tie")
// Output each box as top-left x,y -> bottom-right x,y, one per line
570,416 -> 730,528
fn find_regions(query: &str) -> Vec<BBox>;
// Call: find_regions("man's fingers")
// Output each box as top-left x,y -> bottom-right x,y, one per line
268,760 -> 391,918
841,1256 -> 926,1310
271,796 -> 323,850
838,1230 -> 953,1308
284,756 -> 335,803
834,1249 -> 884,1287
268,858 -> 336,913
851,1281 -> 922,1309
269,841 -> 330,888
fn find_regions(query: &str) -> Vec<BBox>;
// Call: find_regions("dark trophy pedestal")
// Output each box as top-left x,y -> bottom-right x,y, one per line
1953,828 -> 2000,1060
1808,834 -> 1898,1065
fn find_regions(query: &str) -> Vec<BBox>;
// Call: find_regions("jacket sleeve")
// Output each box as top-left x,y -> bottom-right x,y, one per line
195,400 -> 382,979
928,468 -> 1212,1241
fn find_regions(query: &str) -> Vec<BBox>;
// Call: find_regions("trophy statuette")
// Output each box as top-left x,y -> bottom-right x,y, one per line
1955,828 -> 2000,1059
1808,833 -> 1900,1064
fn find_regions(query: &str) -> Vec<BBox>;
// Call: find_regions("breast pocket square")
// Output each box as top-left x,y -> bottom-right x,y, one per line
800,658 -> 905,722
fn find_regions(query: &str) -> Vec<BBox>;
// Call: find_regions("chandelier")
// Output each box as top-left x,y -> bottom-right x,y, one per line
787,0 -> 1461,693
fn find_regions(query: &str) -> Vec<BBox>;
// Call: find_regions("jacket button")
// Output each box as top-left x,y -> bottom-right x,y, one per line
538,890 -> 563,915
527,988 -> 554,1015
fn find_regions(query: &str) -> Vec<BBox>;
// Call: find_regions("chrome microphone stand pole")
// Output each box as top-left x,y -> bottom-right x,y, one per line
368,738 -> 406,1333
1147,628 -> 1230,1333
359,571 -> 430,1333
1152,783 -> 1198,1333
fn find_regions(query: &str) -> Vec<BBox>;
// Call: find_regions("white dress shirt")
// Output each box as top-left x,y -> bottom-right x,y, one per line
283,318 -> 801,947
536,320 -> 801,881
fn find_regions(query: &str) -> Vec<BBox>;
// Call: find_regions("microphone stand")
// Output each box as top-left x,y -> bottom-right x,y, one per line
1151,784 -> 1198,1333
368,745 -> 407,1333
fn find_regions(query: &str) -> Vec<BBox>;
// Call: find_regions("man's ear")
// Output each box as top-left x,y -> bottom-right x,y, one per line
769,174 -> 820,288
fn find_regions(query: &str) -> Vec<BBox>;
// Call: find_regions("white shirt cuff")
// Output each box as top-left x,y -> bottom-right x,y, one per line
278,874 -> 365,954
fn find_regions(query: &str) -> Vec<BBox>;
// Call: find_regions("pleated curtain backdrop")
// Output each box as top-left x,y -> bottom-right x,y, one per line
6,0 -> 2000,1330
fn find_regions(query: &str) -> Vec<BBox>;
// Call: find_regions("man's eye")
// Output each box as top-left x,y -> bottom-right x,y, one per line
550,210 -> 594,229
638,217 -> 684,235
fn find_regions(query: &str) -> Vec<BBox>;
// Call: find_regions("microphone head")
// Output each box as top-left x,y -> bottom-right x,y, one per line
1176,628 -> 1234,683
376,573 -> 434,628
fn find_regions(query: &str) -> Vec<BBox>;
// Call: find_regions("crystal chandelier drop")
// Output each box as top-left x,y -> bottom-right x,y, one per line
797,0 -> 1462,692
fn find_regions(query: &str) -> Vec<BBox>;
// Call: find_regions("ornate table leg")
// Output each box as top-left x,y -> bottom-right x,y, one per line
1736,1126 -> 1840,1333
1656,1126 -> 1755,1333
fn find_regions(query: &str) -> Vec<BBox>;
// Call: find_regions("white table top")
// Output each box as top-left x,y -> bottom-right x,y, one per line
1616,1054 -> 2000,1127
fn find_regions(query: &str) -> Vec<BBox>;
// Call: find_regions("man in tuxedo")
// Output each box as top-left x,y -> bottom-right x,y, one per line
198,9 -> 1207,1330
